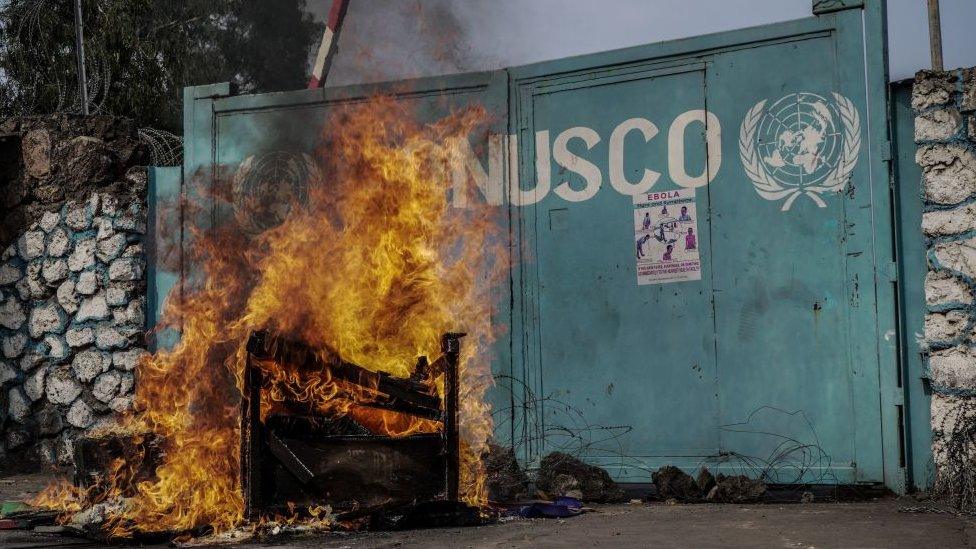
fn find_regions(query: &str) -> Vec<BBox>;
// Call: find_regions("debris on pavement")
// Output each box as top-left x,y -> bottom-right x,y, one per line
516,496 -> 585,519
705,474 -> 767,503
485,442 -> 530,502
536,452 -> 626,502
652,465 -> 700,502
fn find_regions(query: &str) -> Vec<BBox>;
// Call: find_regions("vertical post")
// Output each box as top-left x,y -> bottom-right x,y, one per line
927,0 -> 944,71
308,0 -> 351,89
441,332 -> 465,502
73,0 -> 89,115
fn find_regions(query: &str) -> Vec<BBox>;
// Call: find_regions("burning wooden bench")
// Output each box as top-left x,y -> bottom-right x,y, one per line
240,330 -> 464,519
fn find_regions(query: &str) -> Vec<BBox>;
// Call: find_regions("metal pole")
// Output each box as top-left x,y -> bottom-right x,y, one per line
927,0 -> 944,71
73,0 -> 89,115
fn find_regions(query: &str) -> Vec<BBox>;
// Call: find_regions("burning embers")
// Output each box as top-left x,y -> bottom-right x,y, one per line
29,96 -> 505,540
241,330 -> 465,517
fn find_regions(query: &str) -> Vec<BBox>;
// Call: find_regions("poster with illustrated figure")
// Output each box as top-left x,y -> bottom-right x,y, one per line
633,188 -> 701,285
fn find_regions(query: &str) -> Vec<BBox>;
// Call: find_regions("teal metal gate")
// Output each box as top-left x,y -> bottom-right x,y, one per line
152,0 -> 923,491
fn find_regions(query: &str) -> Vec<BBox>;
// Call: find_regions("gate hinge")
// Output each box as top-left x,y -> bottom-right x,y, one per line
880,140 -> 892,162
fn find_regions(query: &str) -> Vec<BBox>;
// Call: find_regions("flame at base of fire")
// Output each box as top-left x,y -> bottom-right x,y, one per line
30,96 -> 505,537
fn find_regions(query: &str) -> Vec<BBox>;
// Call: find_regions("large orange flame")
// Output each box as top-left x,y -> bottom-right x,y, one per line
32,96 -> 506,537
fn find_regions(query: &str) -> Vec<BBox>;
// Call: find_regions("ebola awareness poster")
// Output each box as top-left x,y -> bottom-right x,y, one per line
633,189 -> 701,285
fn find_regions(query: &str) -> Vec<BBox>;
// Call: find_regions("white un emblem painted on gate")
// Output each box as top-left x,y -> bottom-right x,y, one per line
739,92 -> 861,211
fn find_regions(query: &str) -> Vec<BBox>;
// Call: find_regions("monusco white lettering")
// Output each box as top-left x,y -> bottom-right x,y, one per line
553,126 -> 602,203
668,109 -> 722,189
449,109 -> 723,207
609,117 -> 660,196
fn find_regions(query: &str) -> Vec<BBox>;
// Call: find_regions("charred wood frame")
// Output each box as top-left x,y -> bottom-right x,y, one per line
240,331 -> 463,518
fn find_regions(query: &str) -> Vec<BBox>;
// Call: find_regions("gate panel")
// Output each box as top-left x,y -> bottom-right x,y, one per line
507,6 -> 893,484
516,66 -> 720,475
705,16 -> 875,483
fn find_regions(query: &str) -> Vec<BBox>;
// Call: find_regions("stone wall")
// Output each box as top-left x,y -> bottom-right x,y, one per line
915,68 -> 976,495
0,117 -> 148,467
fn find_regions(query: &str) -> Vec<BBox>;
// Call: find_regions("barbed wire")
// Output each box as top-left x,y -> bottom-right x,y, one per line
138,127 -> 184,167
932,397 -> 976,512
490,375 -> 834,488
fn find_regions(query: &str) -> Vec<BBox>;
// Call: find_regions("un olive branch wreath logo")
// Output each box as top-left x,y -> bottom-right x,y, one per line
232,152 -> 319,235
739,92 -> 861,212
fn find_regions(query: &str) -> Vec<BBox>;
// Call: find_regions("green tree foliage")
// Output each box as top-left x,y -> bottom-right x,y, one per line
0,0 -> 322,132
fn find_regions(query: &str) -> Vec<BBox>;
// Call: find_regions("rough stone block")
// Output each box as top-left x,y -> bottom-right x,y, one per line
106,282 -> 134,307
112,297 -> 145,327
92,370 -> 121,403
95,325 -> 128,351
7,387 -> 29,423
67,239 -> 96,273
22,261 -> 46,299
118,371 -> 134,396
0,262 -> 22,286
115,203 -> 146,234
121,243 -> 143,258
38,211 -> 60,233
16,231 -> 45,260
66,398 -> 94,429
75,292 -> 110,323
41,258 -> 68,285
1,333 -> 26,359
112,348 -> 148,371
14,278 -> 30,301
95,233 -> 126,263
28,301 -> 66,338
913,70 -> 957,110
923,203 -> 976,236
101,194 -> 119,216
62,136 -> 112,185
75,270 -> 98,296
934,237 -> 976,278
917,145 -> 976,205
925,310 -> 969,342
71,349 -> 110,383
0,298 -> 26,330
44,335 -> 69,362
19,350 -> 44,372
22,128 -> 52,179
929,346 -> 976,389
926,271 -> 973,306
64,196 -> 98,231
924,162 -> 976,205
56,278 -> 79,315
23,366 -> 47,402
45,228 -> 71,257
915,108 -> 963,142
65,327 -> 95,348
94,216 -> 115,241
108,257 -> 143,282
108,396 -> 133,413
963,67 -> 976,112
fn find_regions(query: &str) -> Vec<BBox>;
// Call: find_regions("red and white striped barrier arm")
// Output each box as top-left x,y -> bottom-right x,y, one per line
308,0 -> 350,89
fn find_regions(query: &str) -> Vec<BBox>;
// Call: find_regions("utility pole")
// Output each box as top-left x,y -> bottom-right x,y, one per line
927,0 -> 944,71
73,0 -> 89,115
